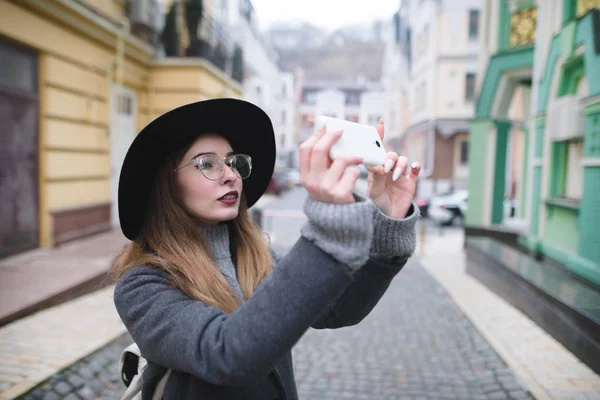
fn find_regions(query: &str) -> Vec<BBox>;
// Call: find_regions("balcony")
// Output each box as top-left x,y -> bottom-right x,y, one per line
161,8 -> 244,84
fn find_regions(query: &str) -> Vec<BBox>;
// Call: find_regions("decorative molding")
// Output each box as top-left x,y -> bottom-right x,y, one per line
581,157 -> 600,166
510,7 -> 537,48
580,95 -> 600,108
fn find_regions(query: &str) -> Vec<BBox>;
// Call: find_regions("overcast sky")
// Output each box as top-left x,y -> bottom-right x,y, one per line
250,0 -> 400,31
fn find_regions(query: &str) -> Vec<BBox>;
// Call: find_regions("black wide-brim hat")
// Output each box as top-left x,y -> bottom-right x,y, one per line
118,98 -> 276,241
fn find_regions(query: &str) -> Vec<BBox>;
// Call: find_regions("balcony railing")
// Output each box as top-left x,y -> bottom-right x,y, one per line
161,5 -> 244,84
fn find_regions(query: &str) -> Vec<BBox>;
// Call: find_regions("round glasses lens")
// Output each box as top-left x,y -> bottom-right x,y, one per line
196,154 -> 222,180
229,155 -> 252,179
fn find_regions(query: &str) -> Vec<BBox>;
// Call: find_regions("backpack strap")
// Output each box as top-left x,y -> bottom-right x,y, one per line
119,343 -> 171,400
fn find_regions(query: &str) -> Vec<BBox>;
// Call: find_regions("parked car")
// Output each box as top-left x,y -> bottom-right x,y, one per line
428,189 -> 517,226
428,190 -> 468,226
267,169 -> 294,195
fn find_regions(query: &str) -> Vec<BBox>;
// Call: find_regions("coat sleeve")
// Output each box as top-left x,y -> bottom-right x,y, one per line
310,202 -> 420,329
114,239 -> 354,388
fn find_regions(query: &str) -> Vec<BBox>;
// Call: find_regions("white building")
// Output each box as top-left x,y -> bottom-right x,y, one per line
215,0 -> 297,166
382,0 -> 482,198
296,78 -> 385,145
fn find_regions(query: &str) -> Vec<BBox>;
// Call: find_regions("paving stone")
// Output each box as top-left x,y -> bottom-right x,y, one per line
53,381 -> 71,396
489,391 -> 509,399
66,373 -> 84,389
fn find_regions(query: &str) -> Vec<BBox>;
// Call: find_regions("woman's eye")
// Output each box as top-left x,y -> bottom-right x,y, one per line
199,161 -> 214,170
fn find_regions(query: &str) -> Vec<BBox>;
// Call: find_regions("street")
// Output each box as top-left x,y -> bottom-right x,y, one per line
18,187 -> 533,400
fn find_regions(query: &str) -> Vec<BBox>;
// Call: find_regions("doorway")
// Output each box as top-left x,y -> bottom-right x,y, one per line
0,39 -> 39,259
110,85 -> 137,227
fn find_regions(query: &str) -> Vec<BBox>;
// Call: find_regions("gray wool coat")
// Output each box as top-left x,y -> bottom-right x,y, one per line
114,195 -> 420,400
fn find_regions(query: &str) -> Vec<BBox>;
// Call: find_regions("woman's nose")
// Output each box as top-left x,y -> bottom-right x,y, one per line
222,164 -> 238,183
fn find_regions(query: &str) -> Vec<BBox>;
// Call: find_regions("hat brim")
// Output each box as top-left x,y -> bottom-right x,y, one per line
118,98 -> 276,241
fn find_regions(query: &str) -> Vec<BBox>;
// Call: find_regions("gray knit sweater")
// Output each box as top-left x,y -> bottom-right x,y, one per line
114,195 -> 420,400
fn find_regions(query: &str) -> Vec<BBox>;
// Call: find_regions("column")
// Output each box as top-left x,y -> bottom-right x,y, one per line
578,102 -> 600,268
466,120 -> 495,227
491,120 -> 511,224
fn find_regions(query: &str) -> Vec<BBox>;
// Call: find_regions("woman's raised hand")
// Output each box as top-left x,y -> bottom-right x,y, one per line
299,126 -> 363,204
367,121 -> 421,218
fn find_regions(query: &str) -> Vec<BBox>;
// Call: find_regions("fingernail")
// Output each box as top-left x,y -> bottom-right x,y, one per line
384,159 -> 394,173
411,162 -> 421,169
392,167 -> 401,181
378,119 -> 384,125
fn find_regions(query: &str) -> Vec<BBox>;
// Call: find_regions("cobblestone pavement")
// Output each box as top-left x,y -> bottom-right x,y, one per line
17,334 -> 132,400
17,258 -> 533,400
291,259 -> 532,400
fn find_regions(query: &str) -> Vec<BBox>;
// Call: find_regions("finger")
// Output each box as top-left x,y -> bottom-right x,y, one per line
408,161 -> 422,182
299,125 -> 327,177
334,166 -> 361,202
322,156 -> 363,189
367,164 -> 385,175
382,152 -> 399,174
376,119 -> 384,141
392,156 -> 409,181
310,129 -> 343,174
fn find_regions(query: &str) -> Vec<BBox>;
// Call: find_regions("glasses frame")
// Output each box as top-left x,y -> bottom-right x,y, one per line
174,153 -> 253,181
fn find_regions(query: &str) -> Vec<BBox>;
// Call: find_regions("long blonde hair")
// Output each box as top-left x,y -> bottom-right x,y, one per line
109,142 -> 274,314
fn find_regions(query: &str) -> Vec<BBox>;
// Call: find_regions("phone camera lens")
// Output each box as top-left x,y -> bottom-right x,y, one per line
375,141 -> 381,147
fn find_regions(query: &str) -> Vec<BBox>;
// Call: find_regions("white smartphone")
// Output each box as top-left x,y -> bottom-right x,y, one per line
316,115 -> 386,166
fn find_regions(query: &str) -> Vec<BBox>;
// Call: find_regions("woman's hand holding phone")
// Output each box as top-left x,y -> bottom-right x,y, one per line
299,125 -> 363,204
367,121 -> 421,219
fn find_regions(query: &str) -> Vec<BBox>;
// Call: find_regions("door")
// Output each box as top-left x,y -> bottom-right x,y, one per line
0,40 -> 39,259
111,85 -> 137,227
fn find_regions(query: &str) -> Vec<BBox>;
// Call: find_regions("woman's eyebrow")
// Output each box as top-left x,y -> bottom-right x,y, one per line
192,151 -> 235,158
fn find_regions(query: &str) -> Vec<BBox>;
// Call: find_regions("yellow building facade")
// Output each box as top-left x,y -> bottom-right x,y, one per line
0,0 -> 243,257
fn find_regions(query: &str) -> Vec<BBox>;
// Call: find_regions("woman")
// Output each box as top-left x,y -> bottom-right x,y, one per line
111,98 -> 421,400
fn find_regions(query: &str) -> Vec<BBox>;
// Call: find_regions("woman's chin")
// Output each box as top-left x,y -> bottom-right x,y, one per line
216,208 -> 239,222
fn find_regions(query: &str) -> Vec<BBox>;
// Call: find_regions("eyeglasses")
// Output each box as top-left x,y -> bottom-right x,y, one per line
175,153 -> 253,181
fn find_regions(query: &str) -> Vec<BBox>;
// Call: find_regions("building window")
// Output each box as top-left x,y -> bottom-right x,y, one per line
415,26 -> 429,62
280,134 -> 286,148
448,71 -> 458,107
281,110 -> 286,124
415,81 -> 427,112
551,139 -> 584,199
565,140 -> 583,199
465,73 -> 476,102
468,9 -> 480,39
460,141 -> 469,165
345,92 -> 361,106
302,91 -> 317,104
118,93 -> 133,115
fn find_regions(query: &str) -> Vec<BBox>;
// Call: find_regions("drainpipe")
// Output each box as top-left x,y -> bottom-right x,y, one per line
115,17 -> 131,91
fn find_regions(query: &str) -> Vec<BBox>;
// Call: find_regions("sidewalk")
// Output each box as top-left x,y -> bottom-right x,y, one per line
0,229 -> 130,327
417,225 -> 600,400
